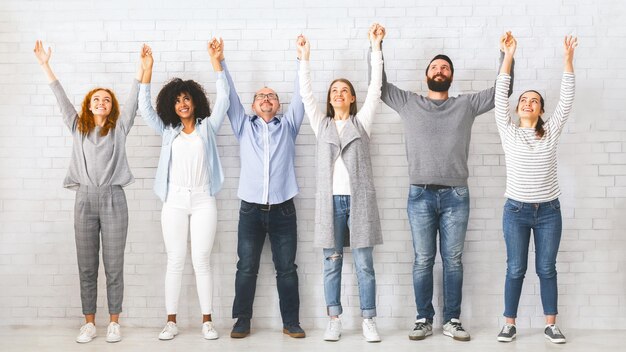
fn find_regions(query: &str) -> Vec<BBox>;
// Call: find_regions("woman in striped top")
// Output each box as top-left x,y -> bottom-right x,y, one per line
494,32 -> 577,344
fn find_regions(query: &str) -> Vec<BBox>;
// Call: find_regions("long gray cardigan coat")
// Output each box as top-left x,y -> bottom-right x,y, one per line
314,116 -> 383,249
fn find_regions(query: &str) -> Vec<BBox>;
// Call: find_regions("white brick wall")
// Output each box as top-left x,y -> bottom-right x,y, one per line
1,0 -> 625,331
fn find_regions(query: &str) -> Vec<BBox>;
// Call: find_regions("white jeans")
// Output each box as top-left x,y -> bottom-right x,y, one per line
161,184 -> 217,315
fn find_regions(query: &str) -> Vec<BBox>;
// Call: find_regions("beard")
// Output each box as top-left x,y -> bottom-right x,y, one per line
427,74 -> 452,92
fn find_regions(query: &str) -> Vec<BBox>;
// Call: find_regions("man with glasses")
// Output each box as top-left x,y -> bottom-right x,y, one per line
220,42 -> 306,339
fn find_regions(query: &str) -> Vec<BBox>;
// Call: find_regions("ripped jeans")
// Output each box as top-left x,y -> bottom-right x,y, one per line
323,195 -> 376,318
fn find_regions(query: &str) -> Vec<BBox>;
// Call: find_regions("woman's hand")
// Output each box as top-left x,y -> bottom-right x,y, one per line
563,35 -> 578,73
297,34 -> 310,61
33,40 -> 51,65
208,37 -> 224,62
500,31 -> 516,57
369,23 -> 385,51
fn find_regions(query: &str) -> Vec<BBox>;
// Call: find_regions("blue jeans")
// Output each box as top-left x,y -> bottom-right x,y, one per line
407,185 -> 470,323
232,199 -> 300,326
503,198 -> 562,318
323,195 -> 376,318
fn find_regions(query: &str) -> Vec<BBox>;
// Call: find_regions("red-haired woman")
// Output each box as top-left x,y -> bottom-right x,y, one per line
34,40 -> 146,344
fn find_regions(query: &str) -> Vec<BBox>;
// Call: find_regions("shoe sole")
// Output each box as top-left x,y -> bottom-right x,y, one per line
443,330 -> 471,341
323,337 -> 340,342
230,331 -> 250,338
545,334 -> 566,344
497,334 -> 516,342
365,337 -> 381,343
203,335 -> 219,340
283,329 -> 305,338
409,331 -> 432,341
75,336 -> 95,344
158,334 -> 177,341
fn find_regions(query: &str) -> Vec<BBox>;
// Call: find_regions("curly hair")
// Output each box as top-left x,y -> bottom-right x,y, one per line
156,78 -> 211,127
78,88 -> 120,136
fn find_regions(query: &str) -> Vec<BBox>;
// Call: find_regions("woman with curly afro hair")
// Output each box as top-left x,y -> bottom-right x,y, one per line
138,38 -> 229,341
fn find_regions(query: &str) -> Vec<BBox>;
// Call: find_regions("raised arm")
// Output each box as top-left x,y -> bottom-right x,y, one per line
118,44 -> 146,134
138,44 -> 165,135
283,50 -> 306,135
35,40 -> 78,131
366,24 -> 410,113
356,23 -> 385,136
223,58 -> 247,140
206,37 -> 230,133
494,32 -> 517,138
297,35 -> 325,136
546,35 -> 577,134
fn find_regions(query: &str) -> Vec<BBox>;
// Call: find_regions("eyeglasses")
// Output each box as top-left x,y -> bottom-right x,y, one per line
254,93 -> 278,101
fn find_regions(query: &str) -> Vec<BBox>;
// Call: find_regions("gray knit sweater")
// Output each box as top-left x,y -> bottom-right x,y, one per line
50,80 -> 139,190
370,50 -> 513,186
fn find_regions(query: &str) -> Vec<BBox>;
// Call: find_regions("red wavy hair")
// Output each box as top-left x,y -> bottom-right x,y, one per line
78,88 -> 120,136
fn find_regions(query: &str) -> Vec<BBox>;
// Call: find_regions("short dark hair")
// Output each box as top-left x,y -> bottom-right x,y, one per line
425,54 -> 454,76
156,78 -> 211,127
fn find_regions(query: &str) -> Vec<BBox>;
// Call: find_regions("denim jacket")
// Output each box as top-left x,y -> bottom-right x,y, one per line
139,72 -> 230,202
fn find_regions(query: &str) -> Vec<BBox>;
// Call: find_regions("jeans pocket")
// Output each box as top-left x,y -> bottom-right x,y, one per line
453,186 -> 469,198
280,200 -> 296,217
549,198 -> 561,210
409,185 -> 425,200
240,201 -> 255,214
504,199 -> 522,213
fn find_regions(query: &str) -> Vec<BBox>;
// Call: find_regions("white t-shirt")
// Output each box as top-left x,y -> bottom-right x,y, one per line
169,129 -> 209,187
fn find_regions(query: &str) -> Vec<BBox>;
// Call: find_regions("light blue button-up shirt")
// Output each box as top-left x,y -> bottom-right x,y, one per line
139,72 -> 230,202
222,60 -> 305,205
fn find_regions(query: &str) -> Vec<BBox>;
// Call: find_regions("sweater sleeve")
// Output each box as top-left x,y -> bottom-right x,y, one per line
49,80 -> 78,132
356,50 -> 383,136
545,72 -> 575,136
118,79 -> 140,135
467,51 -> 515,117
139,83 -> 165,136
298,60 -> 326,136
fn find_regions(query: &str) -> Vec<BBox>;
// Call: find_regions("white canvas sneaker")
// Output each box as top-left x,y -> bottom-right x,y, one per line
106,322 -> 122,343
158,321 -> 179,340
202,321 -> 219,340
76,322 -> 96,343
362,318 -> 381,342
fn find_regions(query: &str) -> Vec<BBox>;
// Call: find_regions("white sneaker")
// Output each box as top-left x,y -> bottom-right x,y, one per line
158,321 -> 178,340
323,318 -> 342,341
76,322 -> 96,343
202,321 -> 219,340
362,318 -> 381,342
106,322 -> 122,343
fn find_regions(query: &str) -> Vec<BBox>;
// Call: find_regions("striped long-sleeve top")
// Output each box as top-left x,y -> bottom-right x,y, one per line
494,72 -> 575,203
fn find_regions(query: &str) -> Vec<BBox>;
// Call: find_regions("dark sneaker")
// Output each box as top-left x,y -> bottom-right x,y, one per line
497,323 -> 516,342
283,324 -> 306,338
443,318 -> 471,341
230,318 -> 250,338
408,318 -> 433,340
544,324 -> 566,344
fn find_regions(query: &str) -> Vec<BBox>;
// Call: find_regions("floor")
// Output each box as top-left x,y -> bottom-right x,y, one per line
1,326 -> 622,352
